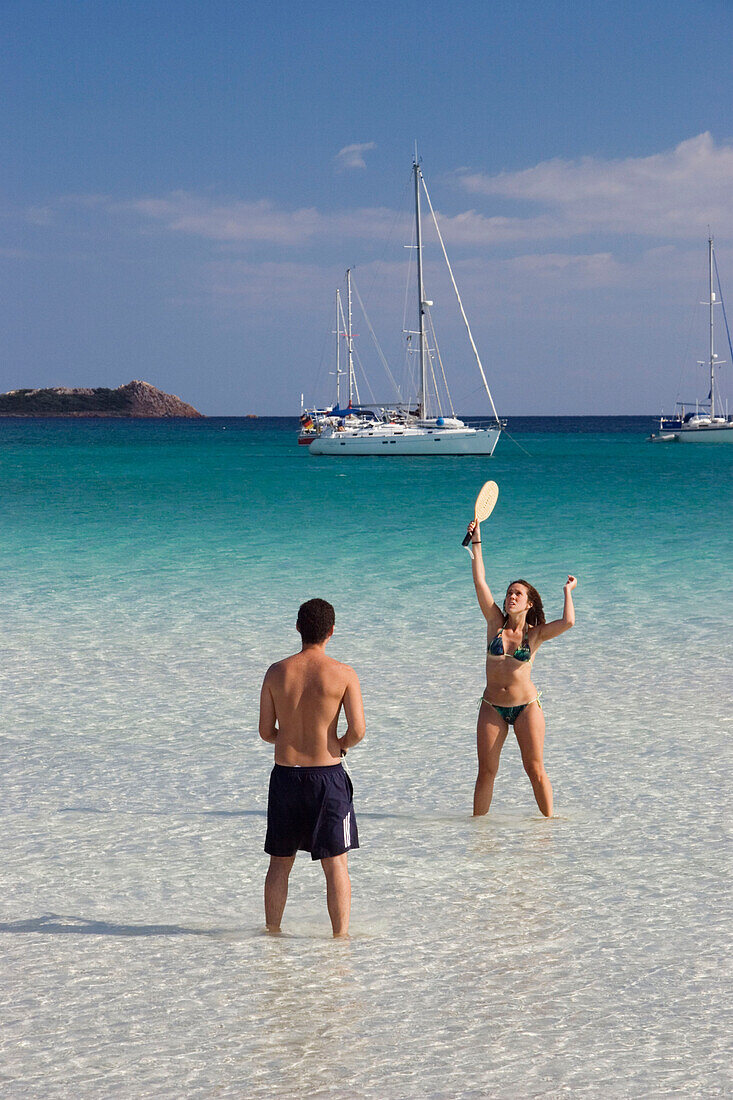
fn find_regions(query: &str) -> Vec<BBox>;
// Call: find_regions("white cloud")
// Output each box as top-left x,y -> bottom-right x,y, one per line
49,134 -> 733,281
75,191 -> 402,248
25,206 -> 54,226
198,245 -> 701,329
205,260 -> 340,309
0,247 -> 33,259
335,142 -> 377,170
88,133 -> 732,254
128,194 -> 323,245
457,133 -> 733,241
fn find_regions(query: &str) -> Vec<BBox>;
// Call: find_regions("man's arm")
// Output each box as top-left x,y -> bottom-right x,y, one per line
338,669 -> 366,753
258,672 -> 278,744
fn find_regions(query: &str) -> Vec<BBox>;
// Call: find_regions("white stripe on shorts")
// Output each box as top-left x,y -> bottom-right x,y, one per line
343,813 -> 351,849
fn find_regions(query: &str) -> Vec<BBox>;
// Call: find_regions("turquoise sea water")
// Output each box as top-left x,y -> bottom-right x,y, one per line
1,417 -> 731,1097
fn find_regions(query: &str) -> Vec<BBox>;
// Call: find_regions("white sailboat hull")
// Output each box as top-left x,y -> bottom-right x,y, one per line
675,423 -> 733,442
309,424 -> 501,455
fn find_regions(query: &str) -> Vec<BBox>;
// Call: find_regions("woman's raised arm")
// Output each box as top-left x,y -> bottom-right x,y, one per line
467,520 -> 502,627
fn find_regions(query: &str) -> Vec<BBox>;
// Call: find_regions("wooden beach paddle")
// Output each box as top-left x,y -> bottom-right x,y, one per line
462,480 -> 499,549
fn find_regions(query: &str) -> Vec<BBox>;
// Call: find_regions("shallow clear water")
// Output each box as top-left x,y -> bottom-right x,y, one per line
1,417 -> 731,1097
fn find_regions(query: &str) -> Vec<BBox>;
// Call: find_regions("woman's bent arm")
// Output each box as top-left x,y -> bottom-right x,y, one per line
539,576 -> 577,641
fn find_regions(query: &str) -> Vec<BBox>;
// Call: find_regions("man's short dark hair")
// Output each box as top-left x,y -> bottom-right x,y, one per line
296,598 -> 335,645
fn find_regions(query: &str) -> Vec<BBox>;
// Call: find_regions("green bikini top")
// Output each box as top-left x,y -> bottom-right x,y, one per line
487,626 -> 533,662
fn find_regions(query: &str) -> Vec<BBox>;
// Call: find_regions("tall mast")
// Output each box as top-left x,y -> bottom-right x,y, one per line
335,288 -> 342,408
414,154 -> 428,419
346,268 -> 355,407
709,236 -> 716,420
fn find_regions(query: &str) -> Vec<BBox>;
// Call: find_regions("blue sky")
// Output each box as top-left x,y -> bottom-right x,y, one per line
3,0 -> 733,415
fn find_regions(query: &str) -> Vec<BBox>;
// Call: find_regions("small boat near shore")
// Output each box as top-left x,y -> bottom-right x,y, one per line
649,236 -> 733,443
648,430 -> 678,443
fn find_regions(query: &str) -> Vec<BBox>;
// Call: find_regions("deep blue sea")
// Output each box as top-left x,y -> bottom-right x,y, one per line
1,416 -> 731,1098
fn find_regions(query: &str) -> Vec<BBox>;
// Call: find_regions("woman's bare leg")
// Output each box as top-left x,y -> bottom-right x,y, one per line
474,702 -> 509,816
514,702 -> 553,817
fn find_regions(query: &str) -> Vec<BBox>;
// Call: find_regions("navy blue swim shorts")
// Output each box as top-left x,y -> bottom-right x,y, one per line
265,763 -> 359,861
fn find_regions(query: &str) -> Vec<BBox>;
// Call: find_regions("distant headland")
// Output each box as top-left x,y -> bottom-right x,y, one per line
0,380 -> 203,418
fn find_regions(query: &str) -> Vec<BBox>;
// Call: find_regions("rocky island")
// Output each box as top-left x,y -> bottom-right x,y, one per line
0,380 -> 203,418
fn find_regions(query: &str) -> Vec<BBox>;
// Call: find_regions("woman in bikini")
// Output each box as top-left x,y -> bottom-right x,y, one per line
466,517 -> 577,817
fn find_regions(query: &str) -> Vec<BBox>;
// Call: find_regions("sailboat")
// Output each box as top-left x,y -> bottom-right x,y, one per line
309,155 -> 504,456
649,236 -> 733,443
298,269 -> 380,444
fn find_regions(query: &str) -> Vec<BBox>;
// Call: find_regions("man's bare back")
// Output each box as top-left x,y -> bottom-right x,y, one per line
259,648 -> 364,766
259,598 -> 365,938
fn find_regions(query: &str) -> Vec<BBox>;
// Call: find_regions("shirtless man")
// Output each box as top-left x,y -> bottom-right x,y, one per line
259,598 -> 365,937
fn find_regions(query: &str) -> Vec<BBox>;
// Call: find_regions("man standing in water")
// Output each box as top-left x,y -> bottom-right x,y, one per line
259,598 -> 365,937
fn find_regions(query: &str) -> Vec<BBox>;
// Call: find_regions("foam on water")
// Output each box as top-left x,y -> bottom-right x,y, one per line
1,418 -> 731,1097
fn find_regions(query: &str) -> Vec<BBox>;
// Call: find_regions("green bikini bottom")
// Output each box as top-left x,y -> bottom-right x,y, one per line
480,694 -> 542,725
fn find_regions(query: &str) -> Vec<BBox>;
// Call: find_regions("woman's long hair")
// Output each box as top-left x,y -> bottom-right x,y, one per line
504,580 -> 546,627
